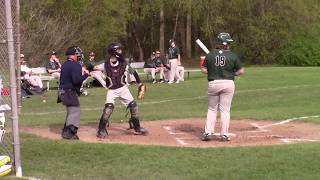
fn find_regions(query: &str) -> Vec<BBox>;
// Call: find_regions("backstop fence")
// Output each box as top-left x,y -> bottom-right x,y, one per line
0,0 -> 22,177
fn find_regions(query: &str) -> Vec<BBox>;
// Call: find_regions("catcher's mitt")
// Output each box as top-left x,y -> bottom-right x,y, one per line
138,83 -> 146,100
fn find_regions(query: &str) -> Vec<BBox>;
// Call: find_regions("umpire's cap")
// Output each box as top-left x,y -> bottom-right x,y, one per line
65,46 -> 83,56
65,46 -> 84,61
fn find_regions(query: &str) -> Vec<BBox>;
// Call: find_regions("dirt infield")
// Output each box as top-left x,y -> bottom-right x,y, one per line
22,118 -> 320,148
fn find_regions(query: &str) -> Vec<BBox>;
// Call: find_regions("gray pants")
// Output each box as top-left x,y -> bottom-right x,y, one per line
65,106 -> 80,128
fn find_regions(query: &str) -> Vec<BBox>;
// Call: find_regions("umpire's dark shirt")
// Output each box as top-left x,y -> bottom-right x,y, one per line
59,59 -> 88,91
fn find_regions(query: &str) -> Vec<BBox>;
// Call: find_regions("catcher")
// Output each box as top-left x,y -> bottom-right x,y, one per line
96,42 -> 147,138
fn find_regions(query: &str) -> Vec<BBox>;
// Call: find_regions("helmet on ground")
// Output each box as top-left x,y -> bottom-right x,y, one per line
217,32 -> 233,45
107,42 -> 123,56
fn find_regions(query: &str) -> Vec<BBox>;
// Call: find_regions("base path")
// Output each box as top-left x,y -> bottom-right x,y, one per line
22,118 -> 320,148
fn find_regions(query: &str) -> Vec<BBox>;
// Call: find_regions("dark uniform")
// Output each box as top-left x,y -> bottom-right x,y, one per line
154,51 -> 165,83
203,49 -> 242,81
96,42 -> 147,138
58,46 -> 88,140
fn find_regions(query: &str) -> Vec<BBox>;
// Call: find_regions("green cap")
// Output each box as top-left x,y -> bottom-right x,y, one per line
217,32 -> 233,45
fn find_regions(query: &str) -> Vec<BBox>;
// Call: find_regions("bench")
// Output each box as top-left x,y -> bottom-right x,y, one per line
30,67 -> 55,90
130,62 -> 201,80
130,62 -> 144,69
186,69 -> 201,79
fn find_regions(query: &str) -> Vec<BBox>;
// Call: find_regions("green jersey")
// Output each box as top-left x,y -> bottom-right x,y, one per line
144,58 -> 156,68
204,49 -> 242,81
154,57 -> 163,67
168,46 -> 180,59
46,60 -> 60,71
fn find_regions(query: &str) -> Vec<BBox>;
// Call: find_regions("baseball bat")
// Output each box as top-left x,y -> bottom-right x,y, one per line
196,39 -> 210,54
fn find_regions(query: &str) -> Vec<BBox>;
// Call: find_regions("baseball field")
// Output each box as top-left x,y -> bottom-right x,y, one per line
5,66 -> 320,179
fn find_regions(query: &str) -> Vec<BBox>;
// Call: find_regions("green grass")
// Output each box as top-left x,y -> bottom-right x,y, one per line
19,134 -> 320,180
20,67 -> 320,126
8,67 -> 320,179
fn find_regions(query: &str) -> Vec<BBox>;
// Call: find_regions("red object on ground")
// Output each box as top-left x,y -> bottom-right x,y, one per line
199,55 -> 205,67
1,87 -> 10,96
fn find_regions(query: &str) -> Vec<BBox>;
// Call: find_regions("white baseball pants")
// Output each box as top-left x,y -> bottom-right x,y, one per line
204,80 -> 235,136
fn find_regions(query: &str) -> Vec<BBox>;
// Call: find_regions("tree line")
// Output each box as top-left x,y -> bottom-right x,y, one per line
21,0 -> 320,66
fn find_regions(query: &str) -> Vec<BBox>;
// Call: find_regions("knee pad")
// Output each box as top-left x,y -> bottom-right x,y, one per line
104,103 -> 114,114
127,101 -> 138,118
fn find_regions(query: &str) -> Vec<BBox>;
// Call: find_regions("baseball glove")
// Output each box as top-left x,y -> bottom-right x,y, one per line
138,83 -> 146,100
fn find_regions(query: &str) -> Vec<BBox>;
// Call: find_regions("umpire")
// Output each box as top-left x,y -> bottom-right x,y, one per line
58,46 -> 89,140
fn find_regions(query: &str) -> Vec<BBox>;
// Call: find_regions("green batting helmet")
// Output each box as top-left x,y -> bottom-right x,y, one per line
217,32 -> 233,45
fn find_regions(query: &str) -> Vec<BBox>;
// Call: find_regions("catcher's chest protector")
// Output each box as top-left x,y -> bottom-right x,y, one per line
104,58 -> 127,89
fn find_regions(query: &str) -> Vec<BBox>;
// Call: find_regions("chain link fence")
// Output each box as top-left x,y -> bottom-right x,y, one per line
0,0 -> 22,177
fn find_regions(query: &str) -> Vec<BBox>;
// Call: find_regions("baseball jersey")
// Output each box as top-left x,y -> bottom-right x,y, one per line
168,47 -> 180,59
46,61 -> 60,71
154,57 -> 164,67
203,49 -> 242,81
144,58 -> 156,68
85,60 -> 96,71
104,58 -> 128,89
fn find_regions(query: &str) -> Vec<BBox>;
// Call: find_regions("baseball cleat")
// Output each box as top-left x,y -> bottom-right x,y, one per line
96,129 -> 108,138
61,126 -> 79,140
62,132 -> 79,140
133,127 -> 147,135
202,133 -> 213,141
220,135 -> 231,142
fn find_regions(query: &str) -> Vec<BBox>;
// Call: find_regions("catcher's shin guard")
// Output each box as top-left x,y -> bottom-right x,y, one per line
127,101 -> 147,135
97,103 -> 114,138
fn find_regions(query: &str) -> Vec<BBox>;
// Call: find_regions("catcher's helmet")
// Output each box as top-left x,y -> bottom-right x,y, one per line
107,42 -> 123,56
65,46 -> 84,61
217,32 -> 233,45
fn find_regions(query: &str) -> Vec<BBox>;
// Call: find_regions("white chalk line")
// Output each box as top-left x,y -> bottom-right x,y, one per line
249,115 -> 320,144
248,135 -> 285,138
261,115 -> 320,128
249,123 -> 269,132
249,115 -> 320,133
22,84 -> 319,115
176,139 -> 188,145
163,126 -> 188,145
280,138 -> 320,144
